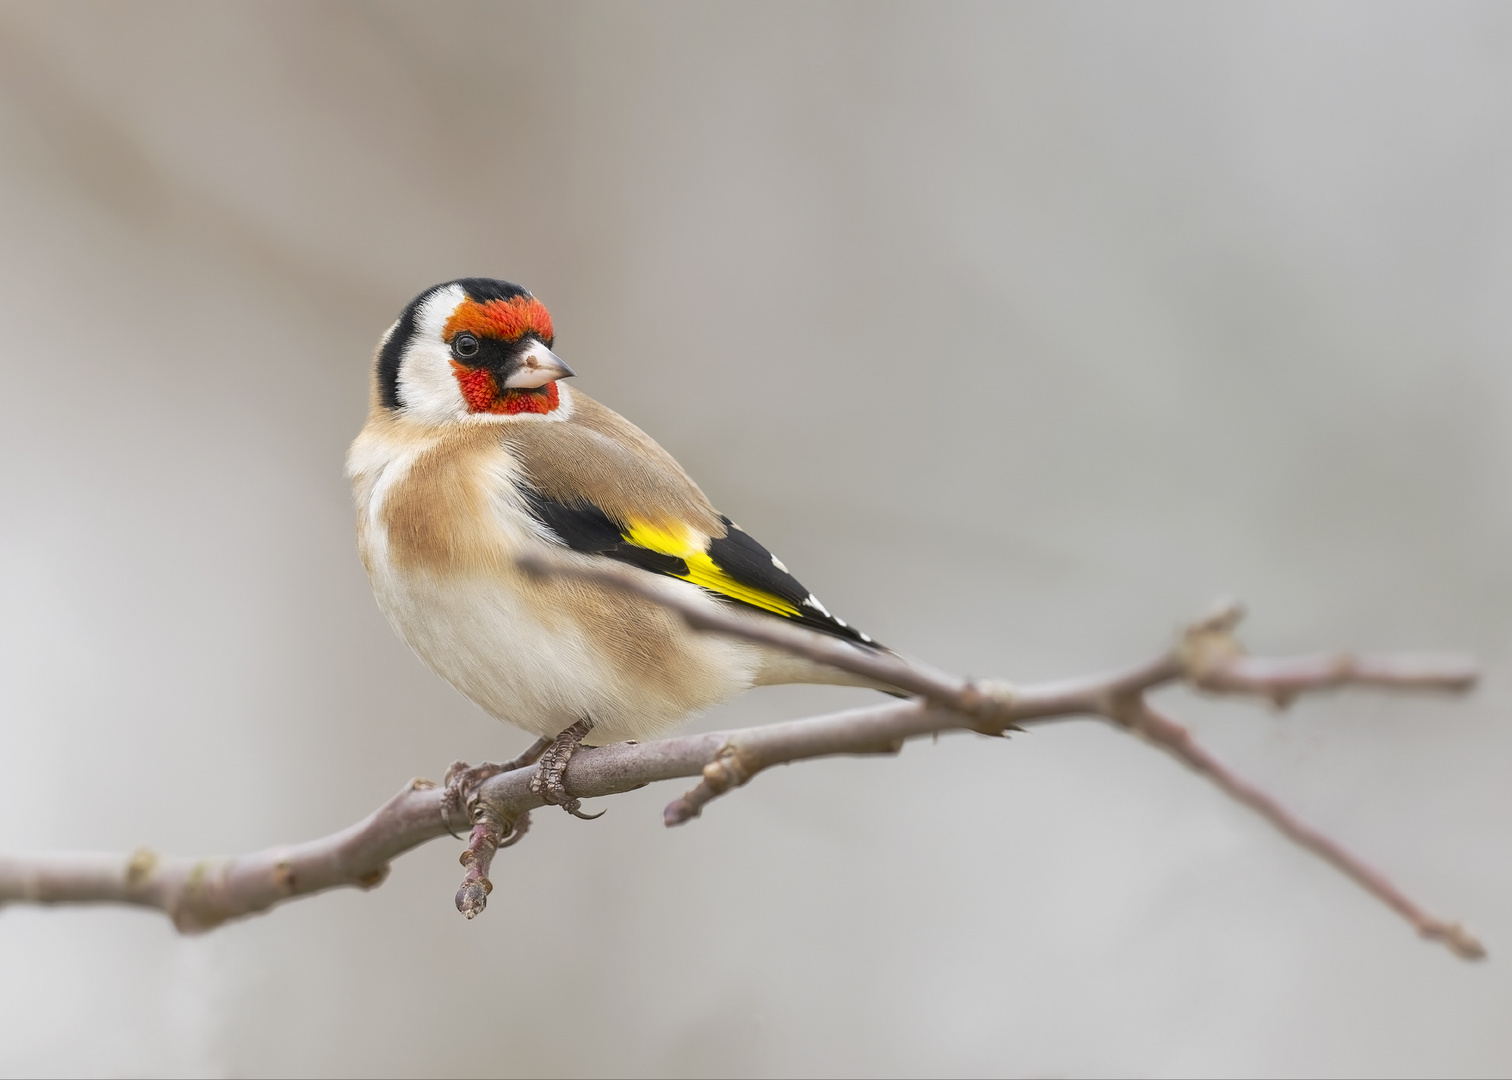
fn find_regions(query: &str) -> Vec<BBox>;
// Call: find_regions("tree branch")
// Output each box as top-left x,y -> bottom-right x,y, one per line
0,568 -> 1484,960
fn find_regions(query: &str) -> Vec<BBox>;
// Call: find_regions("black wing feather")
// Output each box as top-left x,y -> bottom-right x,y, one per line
521,489 -> 690,576
706,517 -> 876,645
521,490 -> 879,648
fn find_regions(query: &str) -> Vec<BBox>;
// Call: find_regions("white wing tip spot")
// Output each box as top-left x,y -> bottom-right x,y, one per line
803,593 -> 833,617
859,632 -> 873,642
771,554 -> 789,574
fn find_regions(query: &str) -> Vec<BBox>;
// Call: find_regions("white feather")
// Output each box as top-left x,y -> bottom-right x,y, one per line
348,426 -> 763,744
394,285 -> 469,424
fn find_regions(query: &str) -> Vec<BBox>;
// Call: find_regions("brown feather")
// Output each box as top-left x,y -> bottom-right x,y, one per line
503,391 -> 725,537
349,396 -> 757,737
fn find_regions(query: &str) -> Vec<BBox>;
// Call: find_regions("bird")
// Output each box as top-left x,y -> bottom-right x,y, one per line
346,278 -> 892,818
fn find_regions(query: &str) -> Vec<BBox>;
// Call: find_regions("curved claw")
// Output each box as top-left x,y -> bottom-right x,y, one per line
496,811 -> 533,848
440,800 -> 466,840
441,754 -> 537,839
530,718 -> 599,818
440,759 -> 471,838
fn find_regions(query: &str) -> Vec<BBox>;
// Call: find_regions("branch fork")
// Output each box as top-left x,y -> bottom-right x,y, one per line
0,558 -> 1486,961
664,744 -> 766,826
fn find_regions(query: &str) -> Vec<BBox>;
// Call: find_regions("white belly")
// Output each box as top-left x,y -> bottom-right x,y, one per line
366,554 -> 760,744
348,420 -> 768,744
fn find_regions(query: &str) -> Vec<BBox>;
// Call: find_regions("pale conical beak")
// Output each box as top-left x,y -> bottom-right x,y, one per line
503,342 -> 576,389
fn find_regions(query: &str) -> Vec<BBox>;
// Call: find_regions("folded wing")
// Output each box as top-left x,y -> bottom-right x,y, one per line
522,489 -> 879,648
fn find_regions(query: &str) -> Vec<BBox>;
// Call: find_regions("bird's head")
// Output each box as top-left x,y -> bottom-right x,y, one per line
375,278 -> 575,423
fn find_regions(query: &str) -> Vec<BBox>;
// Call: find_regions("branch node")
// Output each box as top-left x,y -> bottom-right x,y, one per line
1197,596 -> 1247,634
958,678 -> 1020,734
1178,599 -> 1248,688
125,847 -> 158,889
172,859 -> 231,934
1106,689 -> 1149,732
664,744 -> 764,826
1426,921 -> 1487,961
272,858 -> 296,893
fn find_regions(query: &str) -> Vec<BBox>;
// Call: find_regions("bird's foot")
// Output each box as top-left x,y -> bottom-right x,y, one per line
441,736 -> 553,836
530,718 -> 604,819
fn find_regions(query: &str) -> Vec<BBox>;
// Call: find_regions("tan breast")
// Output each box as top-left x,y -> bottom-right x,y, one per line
346,399 -> 763,740
372,423 -> 528,577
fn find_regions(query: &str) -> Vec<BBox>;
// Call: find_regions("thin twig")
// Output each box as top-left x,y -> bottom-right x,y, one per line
514,553 -> 1020,731
1111,699 -> 1485,960
0,779 -> 440,932
0,570 -> 1484,960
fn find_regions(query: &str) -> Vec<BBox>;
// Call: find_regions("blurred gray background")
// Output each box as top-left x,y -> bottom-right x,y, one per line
0,2 -> 1507,1076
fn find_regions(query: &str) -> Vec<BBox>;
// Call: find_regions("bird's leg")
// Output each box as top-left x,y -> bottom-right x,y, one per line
441,736 -> 553,836
530,718 -> 604,819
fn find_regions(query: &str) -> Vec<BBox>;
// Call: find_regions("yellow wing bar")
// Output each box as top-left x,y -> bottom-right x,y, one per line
622,521 -> 802,619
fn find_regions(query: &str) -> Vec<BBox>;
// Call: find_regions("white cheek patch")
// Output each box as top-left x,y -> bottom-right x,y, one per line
396,284 -> 469,424
394,284 -> 574,426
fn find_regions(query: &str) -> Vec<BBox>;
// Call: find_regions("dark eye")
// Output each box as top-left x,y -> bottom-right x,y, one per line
452,333 -> 480,360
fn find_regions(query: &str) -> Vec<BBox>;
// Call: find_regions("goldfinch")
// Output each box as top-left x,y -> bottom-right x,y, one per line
346,278 -> 889,814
